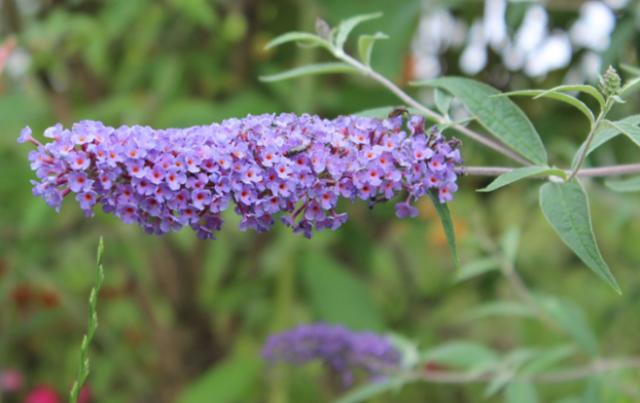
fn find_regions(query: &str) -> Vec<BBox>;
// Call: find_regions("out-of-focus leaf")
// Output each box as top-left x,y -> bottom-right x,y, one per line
334,12 -> 383,50
485,349 -> 537,398
539,181 -> 621,294
169,0 -> 217,27
464,301 -> 533,320
478,166 -> 565,192
501,227 -> 520,264
335,376 -> 405,403
259,62 -> 358,82
265,31 -> 330,50
581,377 -> 603,403
388,334 -> 419,368
428,191 -> 458,267
535,295 -> 599,356
301,252 -> 383,330
177,350 -> 261,403
454,257 -> 500,282
357,32 -> 388,66
434,88 -> 453,115
604,176 -> 640,192
505,382 -> 539,403
421,341 -> 498,370
499,89 -> 594,124
413,77 -> 547,164
521,344 -> 576,375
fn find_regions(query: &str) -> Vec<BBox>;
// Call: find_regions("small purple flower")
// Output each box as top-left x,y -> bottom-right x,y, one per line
17,126 -> 33,144
192,189 -> 212,210
262,323 -> 401,387
395,201 -> 418,218
68,171 -> 93,193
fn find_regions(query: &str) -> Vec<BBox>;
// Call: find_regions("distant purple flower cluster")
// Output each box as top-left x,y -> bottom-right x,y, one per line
262,323 -> 401,386
19,113 -> 461,239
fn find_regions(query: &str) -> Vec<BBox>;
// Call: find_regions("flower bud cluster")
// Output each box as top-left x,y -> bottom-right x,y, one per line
19,113 -> 461,239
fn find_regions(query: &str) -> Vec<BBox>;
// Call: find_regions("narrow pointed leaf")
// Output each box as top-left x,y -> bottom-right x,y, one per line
259,62 -> 358,82
454,257 -> 500,282
535,295 -> 599,356
357,32 -> 388,66
464,301 -> 533,320
335,376 -> 405,403
620,63 -> 640,76
604,176 -> 640,192
413,77 -> 547,164
334,12 -> 383,50
606,119 -> 640,147
428,190 -> 458,267
573,115 -> 640,165
620,76 -> 640,98
478,165 -> 565,192
265,31 -> 330,50
539,181 -> 620,294
500,89 -> 594,123
534,84 -> 605,111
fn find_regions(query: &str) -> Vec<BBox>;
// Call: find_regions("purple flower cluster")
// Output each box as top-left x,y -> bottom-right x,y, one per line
19,113 -> 461,239
262,323 -> 401,386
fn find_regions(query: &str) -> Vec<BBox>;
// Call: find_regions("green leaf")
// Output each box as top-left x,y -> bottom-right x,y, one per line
259,62 -> 358,82
534,84 -> 605,111
177,351 -> 261,403
620,76 -> 640,98
301,252 -> 383,330
421,341 -> 498,370
521,344 -> 576,375
454,257 -> 500,283
606,119 -> 640,148
265,31 -> 330,50
574,115 -> 640,164
539,181 -> 621,294
535,295 -> 599,356
334,12 -> 383,50
501,227 -> 520,264
428,190 -> 458,267
478,166 -> 565,192
620,63 -> 640,76
500,89 -> 594,124
335,376 -> 406,403
605,176 -> 640,192
413,77 -> 547,164
505,382 -> 539,403
464,301 -> 534,320
434,88 -> 453,115
357,32 -> 388,66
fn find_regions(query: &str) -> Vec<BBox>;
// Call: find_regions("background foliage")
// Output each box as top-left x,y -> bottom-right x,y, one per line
1,0 -> 640,402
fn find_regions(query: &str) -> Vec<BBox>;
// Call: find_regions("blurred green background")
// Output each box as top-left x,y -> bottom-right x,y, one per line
1,0 -> 640,402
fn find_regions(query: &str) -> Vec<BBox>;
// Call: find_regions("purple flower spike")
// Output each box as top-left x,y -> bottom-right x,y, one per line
262,323 -> 401,387
19,113 -> 462,239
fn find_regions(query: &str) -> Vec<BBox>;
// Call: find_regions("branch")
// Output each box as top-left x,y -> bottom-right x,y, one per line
333,51 -> 530,165
464,163 -> 640,178
410,357 -> 640,385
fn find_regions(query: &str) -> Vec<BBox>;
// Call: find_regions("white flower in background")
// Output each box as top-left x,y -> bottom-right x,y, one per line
460,20 -> 488,75
483,0 -> 507,50
524,31 -> 572,77
412,9 -> 466,79
570,1 -> 616,51
410,1 -> 630,82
